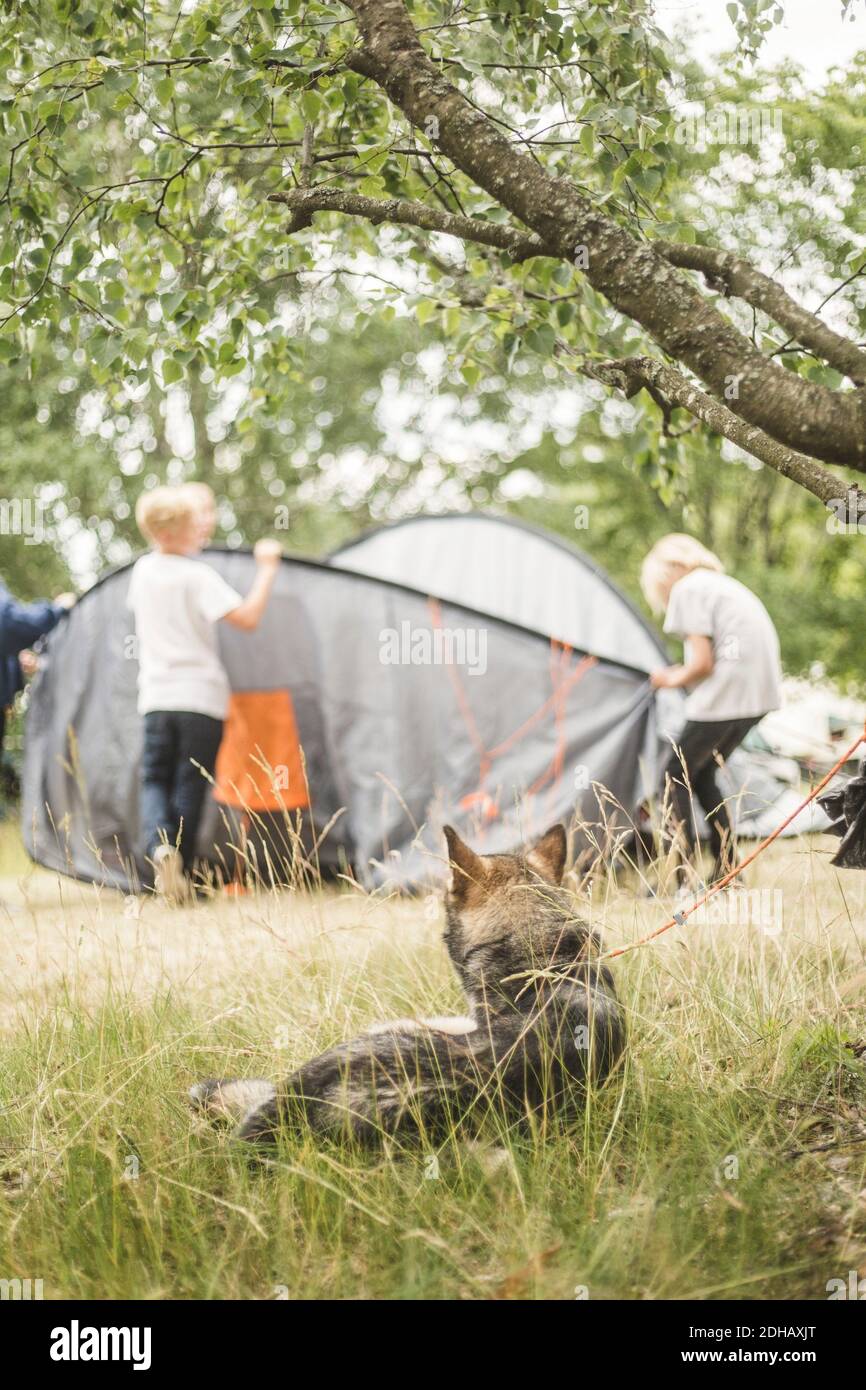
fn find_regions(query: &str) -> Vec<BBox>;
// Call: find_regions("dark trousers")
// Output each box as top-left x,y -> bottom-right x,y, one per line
661,716 -> 760,882
140,711 -> 224,873
0,709 -> 6,819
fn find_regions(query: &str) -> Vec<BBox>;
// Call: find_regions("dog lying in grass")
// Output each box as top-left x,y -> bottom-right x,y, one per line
190,824 -> 625,1145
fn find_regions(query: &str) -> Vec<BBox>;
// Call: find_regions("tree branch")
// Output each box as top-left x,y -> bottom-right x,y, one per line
655,240 -> 866,387
363,224 -> 850,511
574,353 -> 860,508
341,0 -> 866,470
286,123 -> 316,233
382,230 -> 863,510
267,186 -> 550,261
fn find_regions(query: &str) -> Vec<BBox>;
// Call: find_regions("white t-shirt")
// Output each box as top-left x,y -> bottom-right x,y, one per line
664,568 -> 782,721
127,553 -> 242,719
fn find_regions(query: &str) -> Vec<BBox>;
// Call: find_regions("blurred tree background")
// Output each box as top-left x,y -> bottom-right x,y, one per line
1,2 -> 864,689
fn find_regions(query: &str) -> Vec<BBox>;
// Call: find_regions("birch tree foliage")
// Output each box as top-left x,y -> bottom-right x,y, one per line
1,0 -> 865,509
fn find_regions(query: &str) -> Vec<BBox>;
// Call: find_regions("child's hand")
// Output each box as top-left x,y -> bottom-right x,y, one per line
649,667 -> 673,689
20,649 -> 39,676
54,592 -> 76,609
253,539 -> 283,569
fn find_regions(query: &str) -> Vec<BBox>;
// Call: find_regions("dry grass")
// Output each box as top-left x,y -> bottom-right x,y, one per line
1,823 -> 865,1300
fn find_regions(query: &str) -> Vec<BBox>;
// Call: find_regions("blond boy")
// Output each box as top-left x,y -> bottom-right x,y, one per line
128,486 -> 282,900
179,481 -> 218,552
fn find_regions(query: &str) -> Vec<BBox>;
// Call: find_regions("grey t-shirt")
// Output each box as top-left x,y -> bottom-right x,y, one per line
664,569 -> 782,721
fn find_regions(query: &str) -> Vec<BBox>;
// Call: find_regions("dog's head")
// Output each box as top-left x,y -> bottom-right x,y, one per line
443,823 -> 567,905
441,824 -> 585,1008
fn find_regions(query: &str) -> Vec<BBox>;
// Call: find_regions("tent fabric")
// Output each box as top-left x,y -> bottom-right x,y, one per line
214,690 -> 309,812
331,512 -> 667,673
719,748 -> 830,837
21,549 -> 662,893
331,513 -> 830,841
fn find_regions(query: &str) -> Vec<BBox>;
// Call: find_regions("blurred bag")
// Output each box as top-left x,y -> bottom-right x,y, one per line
818,758 -> 866,868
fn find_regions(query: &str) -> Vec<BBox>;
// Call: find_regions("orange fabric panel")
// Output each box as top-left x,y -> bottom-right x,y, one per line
214,690 -> 309,811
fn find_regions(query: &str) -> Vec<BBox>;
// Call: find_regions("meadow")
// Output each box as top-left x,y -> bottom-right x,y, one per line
0,821 -> 864,1301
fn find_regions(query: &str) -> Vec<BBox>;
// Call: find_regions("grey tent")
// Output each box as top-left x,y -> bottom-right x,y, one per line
21,540 -> 663,892
331,512 -> 668,673
331,513 -> 829,839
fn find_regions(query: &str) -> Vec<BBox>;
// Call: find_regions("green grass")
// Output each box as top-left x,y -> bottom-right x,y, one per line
1,822 -> 865,1300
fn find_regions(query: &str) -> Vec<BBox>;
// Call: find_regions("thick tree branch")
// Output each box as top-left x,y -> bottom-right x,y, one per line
655,240 -> 866,387
341,0 -> 866,470
381,230 -> 862,510
267,186 -> 549,261
378,226 -> 851,512
576,353 -> 859,508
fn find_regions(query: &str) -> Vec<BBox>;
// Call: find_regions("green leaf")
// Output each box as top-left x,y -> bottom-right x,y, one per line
300,90 -> 321,121
524,323 -> 556,355
357,175 -> 386,198
103,69 -> 134,94
160,292 -> 186,319
363,151 -> 389,176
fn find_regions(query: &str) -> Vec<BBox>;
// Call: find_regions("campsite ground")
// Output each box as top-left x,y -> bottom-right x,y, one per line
0,821 -> 864,1301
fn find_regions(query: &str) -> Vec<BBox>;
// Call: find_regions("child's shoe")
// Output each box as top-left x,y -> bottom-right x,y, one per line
153,844 -> 189,905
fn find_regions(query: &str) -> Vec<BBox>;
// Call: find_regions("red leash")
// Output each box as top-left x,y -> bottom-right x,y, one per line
604,722 -> 866,960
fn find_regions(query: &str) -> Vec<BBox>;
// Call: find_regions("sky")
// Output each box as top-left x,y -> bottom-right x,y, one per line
655,0 -> 864,79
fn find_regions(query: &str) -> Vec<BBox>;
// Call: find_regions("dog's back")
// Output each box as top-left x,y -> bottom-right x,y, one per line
435,824 -> 625,1123
192,825 -> 625,1145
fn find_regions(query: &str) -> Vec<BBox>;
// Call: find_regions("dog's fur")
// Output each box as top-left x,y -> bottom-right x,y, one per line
190,824 -> 625,1144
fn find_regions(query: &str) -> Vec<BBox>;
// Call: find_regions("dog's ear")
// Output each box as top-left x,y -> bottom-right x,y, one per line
527,824 -> 568,885
443,825 -> 487,901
